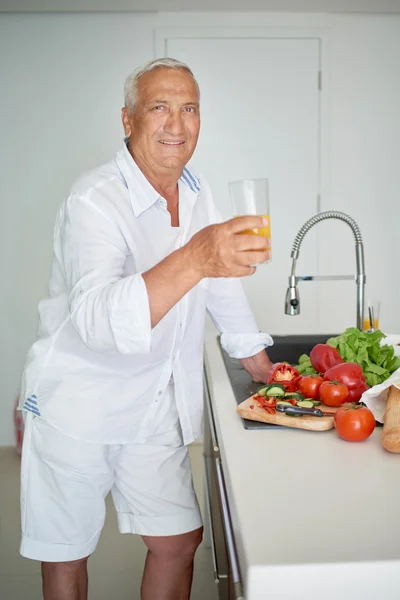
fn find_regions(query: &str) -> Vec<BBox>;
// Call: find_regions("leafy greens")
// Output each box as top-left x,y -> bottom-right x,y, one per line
326,328 -> 400,387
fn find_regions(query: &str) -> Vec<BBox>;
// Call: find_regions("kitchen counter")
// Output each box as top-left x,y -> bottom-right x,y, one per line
204,333 -> 400,600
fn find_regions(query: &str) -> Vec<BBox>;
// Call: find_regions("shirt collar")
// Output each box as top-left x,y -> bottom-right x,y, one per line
115,140 -> 160,217
115,139 -> 201,217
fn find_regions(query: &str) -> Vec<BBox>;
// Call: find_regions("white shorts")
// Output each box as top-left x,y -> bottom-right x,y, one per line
20,411 -> 202,563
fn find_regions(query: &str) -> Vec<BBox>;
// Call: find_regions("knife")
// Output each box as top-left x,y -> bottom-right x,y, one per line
276,404 -> 335,418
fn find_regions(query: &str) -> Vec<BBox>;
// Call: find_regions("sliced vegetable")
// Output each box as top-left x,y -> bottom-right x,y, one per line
267,363 -> 300,391
284,392 -> 305,401
276,400 -> 295,407
257,383 -> 285,397
297,400 -> 315,408
266,385 -> 286,398
310,344 -> 343,373
256,386 -> 269,397
298,375 -> 323,400
323,363 -> 368,402
319,380 -> 349,407
334,404 -> 376,442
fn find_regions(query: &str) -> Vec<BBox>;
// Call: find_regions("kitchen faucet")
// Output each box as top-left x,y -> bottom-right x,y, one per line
284,211 -> 366,330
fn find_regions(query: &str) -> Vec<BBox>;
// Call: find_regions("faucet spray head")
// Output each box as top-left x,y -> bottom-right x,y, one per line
285,283 -> 300,315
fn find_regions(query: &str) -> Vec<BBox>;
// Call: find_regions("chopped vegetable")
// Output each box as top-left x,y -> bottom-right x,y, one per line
297,400 -> 315,408
265,385 -> 286,398
257,383 -> 286,398
284,392 -> 305,401
267,363 -> 300,392
310,344 -> 343,373
327,328 -> 400,387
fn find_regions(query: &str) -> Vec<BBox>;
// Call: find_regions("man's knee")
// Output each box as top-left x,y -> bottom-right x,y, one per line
143,527 -> 203,561
42,555 -> 89,574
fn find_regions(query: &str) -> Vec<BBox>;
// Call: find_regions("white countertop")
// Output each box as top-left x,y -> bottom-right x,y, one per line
204,333 -> 400,600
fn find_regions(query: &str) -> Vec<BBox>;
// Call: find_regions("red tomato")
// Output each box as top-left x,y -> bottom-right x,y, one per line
334,405 -> 376,442
310,344 -> 343,373
319,381 -> 349,407
298,375 -> 323,400
323,363 -> 368,402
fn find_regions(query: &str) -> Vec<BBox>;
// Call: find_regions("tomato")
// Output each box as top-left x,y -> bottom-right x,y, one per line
319,381 -> 349,407
310,344 -> 343,373
324,363 -> 368,402
334,405 -> 376,442
298,375 -> 323,400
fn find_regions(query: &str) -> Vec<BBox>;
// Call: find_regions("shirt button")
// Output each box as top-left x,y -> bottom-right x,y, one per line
157,390 -> 162,396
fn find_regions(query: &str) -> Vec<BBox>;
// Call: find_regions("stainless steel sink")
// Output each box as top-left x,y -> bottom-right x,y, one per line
219,334 -> 337,429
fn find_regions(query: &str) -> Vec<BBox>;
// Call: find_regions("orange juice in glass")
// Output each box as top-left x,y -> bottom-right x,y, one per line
229,178 -> 271,263
363,299 -> 381,331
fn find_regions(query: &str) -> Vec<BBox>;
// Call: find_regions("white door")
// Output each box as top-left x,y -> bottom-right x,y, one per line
159,34 -> 321,335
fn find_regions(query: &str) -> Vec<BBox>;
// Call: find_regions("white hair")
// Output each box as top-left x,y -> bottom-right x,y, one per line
124,57 -> 200,114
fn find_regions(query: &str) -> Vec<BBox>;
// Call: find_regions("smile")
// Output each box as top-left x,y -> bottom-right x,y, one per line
159,141 -> 185,146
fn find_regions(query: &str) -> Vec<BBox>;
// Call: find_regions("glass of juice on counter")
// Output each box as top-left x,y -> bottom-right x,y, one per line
228,178 -> 271,263
363,299 -> 381,331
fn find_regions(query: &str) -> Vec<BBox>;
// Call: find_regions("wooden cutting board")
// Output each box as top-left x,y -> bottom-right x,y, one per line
236,395 -> 349,431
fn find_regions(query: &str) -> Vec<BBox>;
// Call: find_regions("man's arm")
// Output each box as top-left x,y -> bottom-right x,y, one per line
206,276 -> 274,383
142,216 -> 270,328
60,194 -> 269,352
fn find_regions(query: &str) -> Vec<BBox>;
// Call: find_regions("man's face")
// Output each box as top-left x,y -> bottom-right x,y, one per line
122,67 -> 200,172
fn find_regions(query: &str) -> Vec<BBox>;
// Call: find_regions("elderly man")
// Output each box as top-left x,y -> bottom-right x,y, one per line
19,58 -> 273,600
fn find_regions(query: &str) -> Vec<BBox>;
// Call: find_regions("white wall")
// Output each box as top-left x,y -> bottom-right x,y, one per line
0,11 -> 399,444
0,12 -> 155,445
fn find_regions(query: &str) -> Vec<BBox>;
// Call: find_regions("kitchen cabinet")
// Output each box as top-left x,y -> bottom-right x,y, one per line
203,371 -> 244,600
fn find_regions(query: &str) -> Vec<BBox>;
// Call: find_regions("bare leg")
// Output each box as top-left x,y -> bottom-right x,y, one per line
141,527 -> 203,600
42,557 -> 89,600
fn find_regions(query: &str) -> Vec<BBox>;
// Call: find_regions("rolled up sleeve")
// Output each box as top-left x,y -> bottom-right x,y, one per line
206,278 -> 273,359
57,194 -> 152,354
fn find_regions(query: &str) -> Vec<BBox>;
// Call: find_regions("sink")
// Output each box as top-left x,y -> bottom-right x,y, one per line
263,334 -> 338,365
219,334 -> 338,430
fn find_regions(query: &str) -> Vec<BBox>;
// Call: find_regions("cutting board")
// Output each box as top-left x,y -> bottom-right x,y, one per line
236,395 -> 348,431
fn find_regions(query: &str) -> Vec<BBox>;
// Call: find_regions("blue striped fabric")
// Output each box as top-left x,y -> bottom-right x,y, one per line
23,394 -> 41,416
181,167 -> 201,193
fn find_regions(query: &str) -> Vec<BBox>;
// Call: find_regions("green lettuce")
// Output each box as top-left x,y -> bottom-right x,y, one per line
326,328 -> 400,387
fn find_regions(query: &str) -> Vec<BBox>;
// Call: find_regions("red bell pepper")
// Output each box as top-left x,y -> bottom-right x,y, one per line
310,344 -> 344,374
323,362 -> 369,402
267,363 -> 300,392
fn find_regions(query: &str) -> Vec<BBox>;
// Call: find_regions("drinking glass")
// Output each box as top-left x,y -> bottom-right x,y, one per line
228,178 -> 271,262
363,298 -> 381,331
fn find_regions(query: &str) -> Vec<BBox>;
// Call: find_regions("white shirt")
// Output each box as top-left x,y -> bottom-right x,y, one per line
19,142 -> 273,444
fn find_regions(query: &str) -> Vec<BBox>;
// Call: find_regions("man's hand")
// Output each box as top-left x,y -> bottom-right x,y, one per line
185,216 -> 271,279
240,349 -> 274,384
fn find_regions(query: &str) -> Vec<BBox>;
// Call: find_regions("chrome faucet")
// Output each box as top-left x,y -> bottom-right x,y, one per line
284,211 -> 366,330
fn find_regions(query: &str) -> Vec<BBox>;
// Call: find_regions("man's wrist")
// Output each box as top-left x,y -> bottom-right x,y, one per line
180,241 -> 205,282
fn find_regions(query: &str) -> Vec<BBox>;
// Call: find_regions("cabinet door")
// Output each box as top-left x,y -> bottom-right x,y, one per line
159,33 -> 321,335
